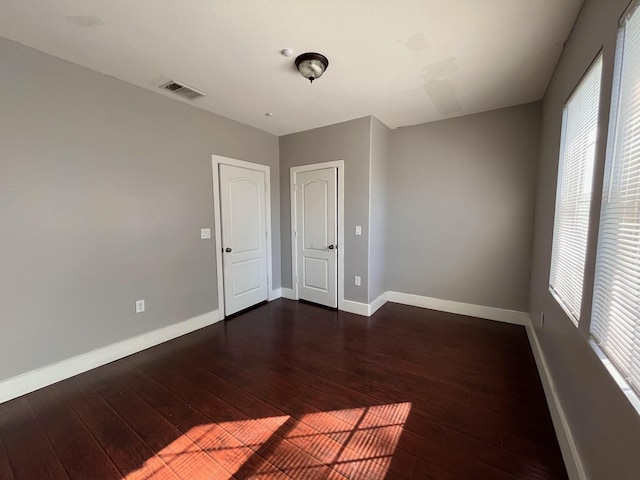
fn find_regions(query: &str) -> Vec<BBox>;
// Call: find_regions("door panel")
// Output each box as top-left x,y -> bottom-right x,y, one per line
303,181 -> 328,248
303,257 -> 329,290
220,164 -> 268,315
295,168 -> 337,307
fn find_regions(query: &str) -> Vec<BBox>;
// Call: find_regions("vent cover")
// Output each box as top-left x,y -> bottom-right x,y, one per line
159,80 -> 206,100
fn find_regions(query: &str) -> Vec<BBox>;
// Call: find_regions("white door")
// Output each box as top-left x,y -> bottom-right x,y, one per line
219,164 -> 268,315
295,167 -> 338,307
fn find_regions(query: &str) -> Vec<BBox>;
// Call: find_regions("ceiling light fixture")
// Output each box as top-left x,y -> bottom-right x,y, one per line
295,52 -> 329,83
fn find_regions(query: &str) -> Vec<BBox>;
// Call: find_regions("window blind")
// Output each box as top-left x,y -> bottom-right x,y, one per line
591,9 -> 640,398
549,55 -> 603,323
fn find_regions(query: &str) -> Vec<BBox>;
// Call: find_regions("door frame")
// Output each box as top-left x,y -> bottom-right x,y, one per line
211,154 -> 273,320
290,160 -> 345,310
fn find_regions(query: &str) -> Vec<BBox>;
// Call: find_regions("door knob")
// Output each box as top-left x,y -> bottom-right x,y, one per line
328,245 -> 335,250
225,247 -> 232,253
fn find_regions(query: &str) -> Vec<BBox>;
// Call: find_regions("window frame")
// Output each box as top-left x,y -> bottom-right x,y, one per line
588,6 -> 640,414
548,54 -> 604,326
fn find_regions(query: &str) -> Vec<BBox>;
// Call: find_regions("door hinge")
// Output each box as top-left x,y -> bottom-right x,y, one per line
294,230 -> 297,238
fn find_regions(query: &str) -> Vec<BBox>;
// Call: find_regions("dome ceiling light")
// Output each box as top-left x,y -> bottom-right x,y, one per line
295,52 -> 329,83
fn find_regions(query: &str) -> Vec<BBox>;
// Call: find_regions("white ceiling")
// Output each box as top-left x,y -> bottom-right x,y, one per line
0,0 -> 582,136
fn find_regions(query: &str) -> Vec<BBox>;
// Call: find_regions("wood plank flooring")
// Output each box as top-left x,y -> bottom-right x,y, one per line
0,300 -> 568,479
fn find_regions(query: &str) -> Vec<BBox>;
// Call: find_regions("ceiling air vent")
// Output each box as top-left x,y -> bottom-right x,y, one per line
159,80 -> 206,100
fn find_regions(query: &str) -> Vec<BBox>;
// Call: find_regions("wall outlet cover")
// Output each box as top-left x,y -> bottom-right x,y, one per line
201,228 -> 211,239
135,300 -> 145,313
355,276 -> 361,286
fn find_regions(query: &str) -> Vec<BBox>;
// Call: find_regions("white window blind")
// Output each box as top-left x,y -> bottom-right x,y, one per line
549,55 -> 603,324
591,8 -> 640,400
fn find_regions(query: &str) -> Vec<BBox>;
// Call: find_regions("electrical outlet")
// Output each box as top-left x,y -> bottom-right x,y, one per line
540,312 -> 545,328
201,228 -> 211,239
136,299 -> 145,313
355,276 -> 361,286
355,225 -> 362,236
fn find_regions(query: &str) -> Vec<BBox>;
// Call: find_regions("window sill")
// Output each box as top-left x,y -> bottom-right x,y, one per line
548,286 -> 580,327
589,340 -> 640,416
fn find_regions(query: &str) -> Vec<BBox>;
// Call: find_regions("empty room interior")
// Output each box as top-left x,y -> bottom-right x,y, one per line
1,0 -> 640,479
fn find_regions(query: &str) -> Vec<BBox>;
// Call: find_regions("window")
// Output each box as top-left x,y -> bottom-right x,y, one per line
591,7 -> 640,405
549,55 -> 603,324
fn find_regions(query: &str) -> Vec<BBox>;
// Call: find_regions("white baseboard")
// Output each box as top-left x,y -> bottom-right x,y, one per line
269,288 -> 282,301
369,291 -> 389,315
0,310 -> 221,405
387,291 -> 529,325
281,288 -> 297,300
340,299 -> 371,316
283,289 -> 525,323
526,322 -> 586,480
339,292 -> 388,317
279,289 -> 371,317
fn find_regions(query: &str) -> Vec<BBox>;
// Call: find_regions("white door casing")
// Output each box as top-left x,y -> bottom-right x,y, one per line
212,156 -> 272,319
293,166 -> 339,308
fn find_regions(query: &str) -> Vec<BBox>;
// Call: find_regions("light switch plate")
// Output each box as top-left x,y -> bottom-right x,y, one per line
201,228 -> 211,239
355,276 -> 361,286
135,299 -> 145,313
355,225 -> 362,236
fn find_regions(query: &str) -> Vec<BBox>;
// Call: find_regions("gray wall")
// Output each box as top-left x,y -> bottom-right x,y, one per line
529,0 -> 640,478
279,117 -> 371,304
387,103 -> 541,311
368,117 -> 391,302
0,37 -> 280,381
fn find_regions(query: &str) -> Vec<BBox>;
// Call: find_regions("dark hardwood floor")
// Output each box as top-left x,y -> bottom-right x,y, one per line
0,300 -> 568,479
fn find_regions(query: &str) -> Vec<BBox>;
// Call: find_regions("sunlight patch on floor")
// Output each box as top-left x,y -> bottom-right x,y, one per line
128,402 -> 412,479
